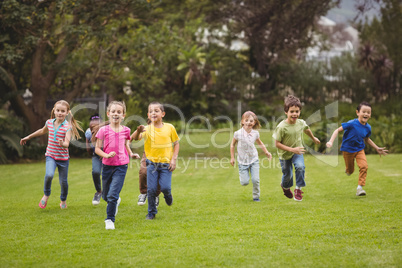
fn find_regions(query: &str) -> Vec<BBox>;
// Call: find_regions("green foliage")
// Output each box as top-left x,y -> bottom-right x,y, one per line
0,109 -> 24,163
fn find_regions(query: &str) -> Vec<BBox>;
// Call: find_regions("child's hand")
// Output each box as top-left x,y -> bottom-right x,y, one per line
131,153 -> 140,159
137,125 -> 146,133
169,159 -> 176,171
293,147 -> 306,155
230,157 -> 235,166
326,141 -> 333,148
106,151 -> 116,158
376,147 -> 389,156
20,137 -> 29,146
313,137 -> 321,145
265,152 -> 272,160
58,139 -> 64,146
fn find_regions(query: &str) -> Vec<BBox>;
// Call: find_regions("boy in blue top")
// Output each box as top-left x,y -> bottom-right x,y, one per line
326,102 -> 388,196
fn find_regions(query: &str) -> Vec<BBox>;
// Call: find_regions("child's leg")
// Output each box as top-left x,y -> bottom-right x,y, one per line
105,165 -> 128,222
92,155 -> 102,193
292,154 -> 306,188
102,165 -> 113,202
159,163 -> 173,204
57,159 -> 69,202
238,164 -> 251,186
355,150 -> 368,186
342,151 -> 356,175
146,160 -> 159,216
139,153 -> 148,194
43,156 -> 57,198
249,160 -> 260,199
279,159 -> 293,188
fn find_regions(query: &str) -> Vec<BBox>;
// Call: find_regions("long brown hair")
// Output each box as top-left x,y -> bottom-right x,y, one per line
51,100 -> 83,140
241,111 -> 261,129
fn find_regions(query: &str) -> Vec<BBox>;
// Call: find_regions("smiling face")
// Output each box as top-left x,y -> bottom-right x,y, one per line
242,115 -> 256,131
356,105 -> 371,125
285,105 -> 301,124
107,104 -> 125,125
54,103 -> 69,122
147,104 -> 165,124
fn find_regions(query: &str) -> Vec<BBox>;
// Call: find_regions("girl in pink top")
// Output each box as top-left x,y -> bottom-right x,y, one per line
93,101 -> 139,230
20,100 -> 82,209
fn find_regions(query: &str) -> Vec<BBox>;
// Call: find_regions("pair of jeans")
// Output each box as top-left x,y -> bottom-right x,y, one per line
102,164 -> 128,222
139,153 -> 161,195
238,160 -> 260,199
279,154 -> 306,188
91,155 -> 103,192
343,150 -> 368,186
146,159 -> 172,216
44,156 -> 69,201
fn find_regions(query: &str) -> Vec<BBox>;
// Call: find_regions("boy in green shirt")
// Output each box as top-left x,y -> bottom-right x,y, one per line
272,95 -> 321,201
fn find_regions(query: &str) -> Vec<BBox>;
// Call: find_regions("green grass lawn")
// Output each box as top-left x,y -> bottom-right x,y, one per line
0,152 -> 401,267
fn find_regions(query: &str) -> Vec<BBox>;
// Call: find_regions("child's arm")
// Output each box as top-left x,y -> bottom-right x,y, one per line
256,138 -> 272,160
95,139 -> 116,159
131,125 -> 145,141
304,129 -> 321,145
20,124 -> 48,145
230,138 -> 238,166
275,140 -> 306,155
326,126 -> 343,148
365,138 -> 389,156
169,141 -> 180,171
58,130 -> 72,148
125,140 -> 140,159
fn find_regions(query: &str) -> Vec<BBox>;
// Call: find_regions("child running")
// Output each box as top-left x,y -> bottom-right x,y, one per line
326,101 -> 388,196
230,111 -> 272,201
20,100 -> 83,209
273,95 -> 320,201
131,102 -> 180,220
85,114 -> 103,205
93,101 -> 139,230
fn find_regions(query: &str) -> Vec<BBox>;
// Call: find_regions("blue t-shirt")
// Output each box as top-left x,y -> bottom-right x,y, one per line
340,119 -> 371,153
85,128 -> 95,155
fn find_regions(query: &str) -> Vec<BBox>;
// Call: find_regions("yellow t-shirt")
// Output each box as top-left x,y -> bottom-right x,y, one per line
143,123 -> 180,163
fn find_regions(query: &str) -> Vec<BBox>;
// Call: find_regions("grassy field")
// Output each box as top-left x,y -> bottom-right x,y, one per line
0,148 -> 401,267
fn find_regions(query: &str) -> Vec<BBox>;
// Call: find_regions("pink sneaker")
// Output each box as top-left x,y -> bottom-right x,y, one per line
294,189 -> 303,201
281,184 -> 293,199
39,199 -> 47,209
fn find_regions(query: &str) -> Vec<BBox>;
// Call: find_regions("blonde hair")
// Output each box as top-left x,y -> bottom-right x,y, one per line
50,100 -> 83,140
108,101 -> 126,114
241,111 -> 261,129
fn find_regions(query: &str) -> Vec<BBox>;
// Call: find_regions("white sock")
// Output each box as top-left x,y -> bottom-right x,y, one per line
357,185 -> 363,190
296,186 -> 301,190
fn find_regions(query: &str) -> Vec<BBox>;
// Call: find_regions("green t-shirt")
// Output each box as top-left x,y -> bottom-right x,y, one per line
272,119 -> 310,160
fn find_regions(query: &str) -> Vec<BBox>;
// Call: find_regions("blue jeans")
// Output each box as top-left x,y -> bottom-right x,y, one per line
146,159 -> 172,216
92,155 -> 103,192
102,164 -> 128,222
238,160 -> 260,199
279,154 -> 306,188
44,156 -> 69,201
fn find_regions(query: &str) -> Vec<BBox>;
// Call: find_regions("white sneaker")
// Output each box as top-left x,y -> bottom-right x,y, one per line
138,194 -> 147,206
155,196 -> 159,208
115,197 -> 121,216
356,188 -> 366,196
105,219 -> 115,230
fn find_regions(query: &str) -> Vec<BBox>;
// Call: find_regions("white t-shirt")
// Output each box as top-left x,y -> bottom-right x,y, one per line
233,128 -> 259,165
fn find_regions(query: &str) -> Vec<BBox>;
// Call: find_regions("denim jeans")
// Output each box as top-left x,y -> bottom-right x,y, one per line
279,154 -> 306,188
92,155 -> 103,192
238,160 -> 260,199
44,156 -> 69,201
146,159 -> 172,216
102,164 -> 128,222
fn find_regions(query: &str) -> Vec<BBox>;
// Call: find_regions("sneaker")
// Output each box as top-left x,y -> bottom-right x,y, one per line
60,203 -> 67,209
345,170 -> 351,176
356,188 -> 366,196
115,197 -> 121,216
165,194 -> 173,206
294,189 -> 303,201
92,192 -> 102,205
155,196 -> 159,208
39,199 -> 47,209
105,219 -> 115,230
145,214 -> 155,220
253,198 -> 261,202
281,184 -> 293,199
137,194 -> 147,206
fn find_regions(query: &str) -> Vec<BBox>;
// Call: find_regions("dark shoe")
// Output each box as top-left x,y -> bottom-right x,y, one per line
281,184 -> 293,199
253,198 -> 261,202
92,192 -> 102,205
294,189 -> 303,201
146,214 -> 155,220
165,194 -> 173,206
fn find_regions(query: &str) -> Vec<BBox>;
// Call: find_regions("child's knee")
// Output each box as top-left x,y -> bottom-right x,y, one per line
240,181 -> 249,186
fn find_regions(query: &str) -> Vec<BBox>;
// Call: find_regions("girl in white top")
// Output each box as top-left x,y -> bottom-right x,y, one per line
230,111 -> 272,201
